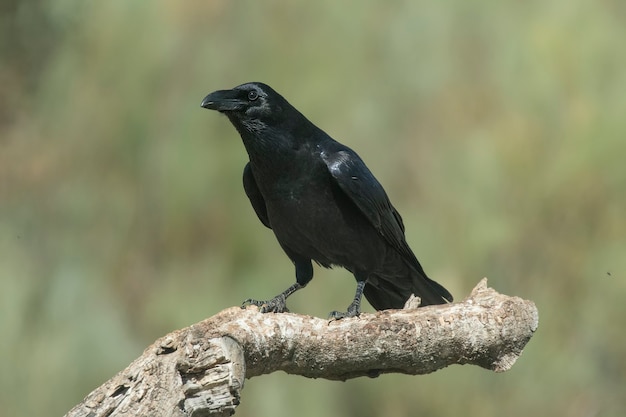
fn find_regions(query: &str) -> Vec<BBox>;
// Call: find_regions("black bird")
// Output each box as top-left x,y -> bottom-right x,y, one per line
201,82 -> 452,318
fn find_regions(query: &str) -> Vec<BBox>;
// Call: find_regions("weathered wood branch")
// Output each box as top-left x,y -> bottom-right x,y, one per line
65,279 -> 538,417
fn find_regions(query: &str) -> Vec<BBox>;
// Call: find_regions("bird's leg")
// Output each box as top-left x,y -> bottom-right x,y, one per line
328,280 -> 366,320
242,282 -> 304,313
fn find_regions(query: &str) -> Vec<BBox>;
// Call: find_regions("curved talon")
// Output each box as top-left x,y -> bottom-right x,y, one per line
241,296 -> 289,313
328,307 -> 360,320
241,298 -> 261,309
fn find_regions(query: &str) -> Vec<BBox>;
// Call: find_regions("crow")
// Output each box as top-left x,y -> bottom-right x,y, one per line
201,82 -> 452,318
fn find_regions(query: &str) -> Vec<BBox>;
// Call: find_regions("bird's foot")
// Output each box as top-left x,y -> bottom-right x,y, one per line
328,303 -> 361,320
242,295 -> 289,313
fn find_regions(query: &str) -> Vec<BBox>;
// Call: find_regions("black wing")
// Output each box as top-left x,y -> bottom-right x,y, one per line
321,149 -> 423,270
243,162 -> 271,229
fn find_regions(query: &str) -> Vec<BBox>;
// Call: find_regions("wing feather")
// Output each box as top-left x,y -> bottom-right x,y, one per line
243,162 -> 271,229
321,149 -> 419,266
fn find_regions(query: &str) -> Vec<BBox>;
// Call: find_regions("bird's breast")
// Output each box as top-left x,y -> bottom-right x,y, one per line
262,177 -> 383,270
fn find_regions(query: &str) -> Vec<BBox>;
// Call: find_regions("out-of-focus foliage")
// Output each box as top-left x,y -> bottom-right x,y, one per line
1,1 -> 624,416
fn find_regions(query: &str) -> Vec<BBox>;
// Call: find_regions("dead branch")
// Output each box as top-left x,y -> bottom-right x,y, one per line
65,278 -> 538,417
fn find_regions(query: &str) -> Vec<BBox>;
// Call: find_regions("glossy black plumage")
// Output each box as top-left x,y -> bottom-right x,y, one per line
201,82 -> 452,318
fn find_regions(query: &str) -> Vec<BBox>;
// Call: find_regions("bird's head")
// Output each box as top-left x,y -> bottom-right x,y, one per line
201,82 -> 287,125
201,82 -> 320,153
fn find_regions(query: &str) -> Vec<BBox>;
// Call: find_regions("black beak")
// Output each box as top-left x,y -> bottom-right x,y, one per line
200,89 -> 245,112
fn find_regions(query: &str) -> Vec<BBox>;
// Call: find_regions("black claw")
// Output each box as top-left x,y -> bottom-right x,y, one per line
328,305 -> 361,320
241,298 -> 261,307
241,296 -> 289,313
328,310 -> 344,320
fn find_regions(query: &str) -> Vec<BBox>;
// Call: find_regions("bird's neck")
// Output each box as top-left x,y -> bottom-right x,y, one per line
238,124 -> 327,188
244,128 -> 308,172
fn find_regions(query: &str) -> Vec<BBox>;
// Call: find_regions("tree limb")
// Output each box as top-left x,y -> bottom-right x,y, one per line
65,278 -> 538,417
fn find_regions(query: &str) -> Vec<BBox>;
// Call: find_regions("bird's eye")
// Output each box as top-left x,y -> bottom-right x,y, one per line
248,90 -> 259,101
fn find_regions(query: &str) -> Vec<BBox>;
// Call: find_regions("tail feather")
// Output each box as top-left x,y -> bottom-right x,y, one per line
363,269 -> 453,310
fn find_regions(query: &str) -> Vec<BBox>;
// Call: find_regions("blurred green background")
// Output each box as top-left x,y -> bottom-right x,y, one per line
1,1 -> 625,416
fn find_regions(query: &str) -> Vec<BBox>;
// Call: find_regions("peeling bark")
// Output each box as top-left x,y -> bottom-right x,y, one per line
65,279 -> 538,417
